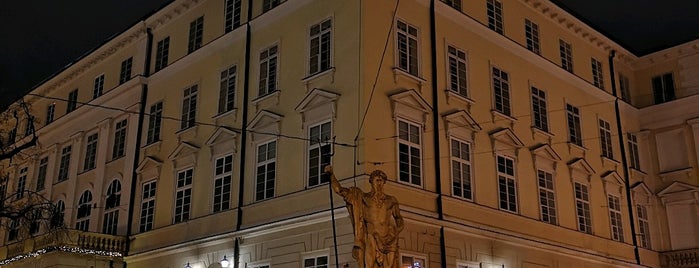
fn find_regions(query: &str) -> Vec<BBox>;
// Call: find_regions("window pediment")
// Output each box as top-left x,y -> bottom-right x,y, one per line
567,158 -> 595,183
601,171 -> 624,194
136,156 -> 162,177
443,110 -> 481,141
658,181 -> 699,204
631,182 -> 653,205
248,110 -> 283,142
489,128 -> 524,148
168,142 -> 199,168
206,127 -> 239,156
658,181 -> 698,197
295,88 -> 340,126
530,143 -> 561,171
389,89 -> 431,123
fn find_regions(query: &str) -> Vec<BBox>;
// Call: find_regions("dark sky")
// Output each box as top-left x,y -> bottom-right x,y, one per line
1,0 -> 698,110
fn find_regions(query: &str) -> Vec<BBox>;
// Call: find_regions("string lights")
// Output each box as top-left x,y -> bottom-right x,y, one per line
0,246 -> 122,265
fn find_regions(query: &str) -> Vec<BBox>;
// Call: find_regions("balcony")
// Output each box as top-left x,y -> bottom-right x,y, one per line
661,248 -> 699,268
0,230 -> 126,263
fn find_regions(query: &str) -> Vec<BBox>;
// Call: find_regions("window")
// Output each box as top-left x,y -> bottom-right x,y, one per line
652,73 -> 675,104
308,122 -> 332,187
486,0 -> 503,34
219,65 -> 237,114
36,157 -> 48,191
492,67 -> 511,116
7,219 -> 19,241
447,46 -> 468,97
188,16 -> 204,53
58,146 -> 71,182
263,0 -> 281,12
224,0 -> 242,32
396,20 -> 419,76
524,19 -> 540,54
309,18 -> 332,75
255,141 -> 276,201
181,85 -> 198,130
559,40 -> 573,72
7,128 -> 16,145
46,103 -> 55,125
401,255 -> 426,268
24,116 -> 34,137
537,170 -> 557,224
213,155 -> 233,212
608,195 -> 624,242
83,133 -> 98,171
146,102 -> 163,144
574,182 -> 592,234
119,57 -> 133,84
531,86 -> 548,132
619,73 -> 631,102
599,119 -> 613,159
29,210 -> 40,235
398,120 -> 422,186
174,169 -> 193,223
67,89 -> 78,113
591,58 -> 604,89
627,133 -> 640,170
637,205 -> 651,249
304,255 -> 328,268
0,178 -> 6,203
259,45 -> 278,96
442,0 -> 461,10
112,119 -> 127,159
93,74 -> 105,99
451,139 -> 472,200
15,167 -> 27,199
76,190 -> 93,231
497,155 -> 517,212
566,104 -> 583,146
139,180 -> 157,232
155,37 -> 170,71
102,180 -> 121,235
51,200 -> 66,228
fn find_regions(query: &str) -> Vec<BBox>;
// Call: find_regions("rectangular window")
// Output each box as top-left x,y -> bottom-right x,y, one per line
58,146 -> 71,182
219,65 -> 237,114
155,37 -> 170,71
637,205 -> 651,249
46,103 -> 55,125
146,102 -> 163,144
119,57 -> 133,84
67,89 -> 78,113
442,0 -> 461,10
531,86 -> 548,132
396,20 -> 419,76
401,255 -> 426,268
259,45 -> 278,96
524,19 -> 540,54
263,0 -> 281,12
7,220 -> 19,241
559,40 -> 573,72
213,155 -> 233,212
486,0 -> 503,34
36,157 -> 48,191
174,169 -> 193,223
112,119 -> 127,159
224,0 -> 242,32
566,104 -> 583,146
608,195 -> 624,242
627,133 -> 640,170
188,16 -> 204,53
619,73 -> 631,102
24,117 -> 34,137
398,120 -> 422,186
93,74 -> 105,99
7,128 -> 16,145
447,45 -> 468,97
497,155 -> 517,212
591,58 -> 604,89
16,167 -> 27,199
599,119 -> 613,159
256,141 -> 276,201
181,85 -> 198,130
83,133 -> 98,171
309,18 -> 332,75
575,182 -> 592,234
652,73 -> 675,104
451,139 -> 472,200
304,255 -> 328,268
139,180 -> 157,232
308,122 -> 332,187
492,67 -> 511,116
537,170 -> 557,224
102,210 -> 118,235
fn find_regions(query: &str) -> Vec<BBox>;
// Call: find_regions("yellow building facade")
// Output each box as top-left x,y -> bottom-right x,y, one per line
1,0 -> 698,267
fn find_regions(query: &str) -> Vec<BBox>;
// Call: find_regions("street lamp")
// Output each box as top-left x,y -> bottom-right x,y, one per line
220,255 -> 230,268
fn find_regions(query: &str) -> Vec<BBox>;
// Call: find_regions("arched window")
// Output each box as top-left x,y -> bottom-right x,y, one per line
76,190 -> 92,231
102,180 -> 121,235
51,200 -> 66,228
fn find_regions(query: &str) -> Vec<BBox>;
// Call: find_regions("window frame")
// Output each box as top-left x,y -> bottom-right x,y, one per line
566,104 -> 583,147
146,101 -> 163,144
188,16 -> 204,53
139,180 -> 157,232
599,119 -> 613,159
219,65 -> 238,114
180,85 -> 199,130
591,58 -> 604,89
119,57 -> 133,85
446,45 -> 468,97
224,0 -> 242,32
442,0 -> 462,10
559,39 -> 573,73
102,180 -> 121,235
652,72 -> 675,104
36,156 -> 49,191
574,182 -> 593,234
619,73 -> 631,102
255,139 -> 277,201
637,204 -> 652,249
67,89 -> 78,113
492,67 -> 511,116
400,253 -> 427,268
174,168 -> 194,223
307,121 -> 332,188
607,194 -> 624,242
15,167 -> 28,199
112,119 -> 128,160
57,145 -> 72,182
496,155 -> 517,213
258,44 -> 279,97
627,133 -> 641,170
531,86 -> 548,132
46,103 -> 55,125
397,119 -> 423,187
76,190 -> 93,231
450,137 -> 472,200
155,37 -> 170,71
83,132 -> 99,171
537,169 -> 557,225
308,17 -> 333,76
524,19 -> 540,54
486,0 -> 504,34
395,19 -> 420,76
93,74 -> 105,99
263,0 -> 281,12
213,154 -> 233,213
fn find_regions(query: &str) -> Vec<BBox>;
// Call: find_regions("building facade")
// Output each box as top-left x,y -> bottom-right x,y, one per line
0,0 -> 698,267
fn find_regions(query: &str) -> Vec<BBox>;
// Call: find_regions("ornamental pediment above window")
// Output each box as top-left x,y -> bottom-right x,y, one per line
389,89 -> 431,123
168,142 -> 199,168
294,88 -> 340,126
205,127 -> 239,157
443,110 -> 481,142
601,171 -> 624,195
489,128 -> 524,158
247,110 -> 283,142
136,156 -> 162,180
567,157 -> 595,183
530,143 -> 561,171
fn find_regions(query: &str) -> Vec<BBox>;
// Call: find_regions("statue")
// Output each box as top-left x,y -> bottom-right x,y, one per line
325,165 -> 404,268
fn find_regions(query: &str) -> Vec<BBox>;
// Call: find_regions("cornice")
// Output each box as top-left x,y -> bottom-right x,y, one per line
145,0 -> 204,30
632,39 -> 699,70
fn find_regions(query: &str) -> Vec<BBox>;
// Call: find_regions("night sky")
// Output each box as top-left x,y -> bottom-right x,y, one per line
1,0 -> 698,110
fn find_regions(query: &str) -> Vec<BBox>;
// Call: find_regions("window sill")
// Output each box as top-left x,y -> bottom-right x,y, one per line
302,68 -> 335,89
176,125 -> 198,142
531,126 -> 553,142
252,90 -> 280,109
392,67 -> 426,90
445,90 -> 474,109
213,108 -> 238,126
601,156 -> 619,168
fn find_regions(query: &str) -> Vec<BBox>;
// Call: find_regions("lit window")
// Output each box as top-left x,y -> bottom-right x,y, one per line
401,255 -> 425,268
396,20 -> 419,76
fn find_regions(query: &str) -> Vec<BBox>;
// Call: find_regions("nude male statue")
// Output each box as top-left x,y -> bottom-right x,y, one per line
325,165 -> 404,268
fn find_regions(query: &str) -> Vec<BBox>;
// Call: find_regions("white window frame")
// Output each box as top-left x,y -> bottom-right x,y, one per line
400,253 -> 427,268
174,168 -> 193,223
255,139 -> 277,201
36,156 -> 49,191
259,44 -> 279,96
486,0 -> 504,34
147,101 -> 163,144
591,58 -> 604,89
447,45 -> 468,97
67,89 -> 78,113
496,155 -> 517,213
213,155 -> 233,212
524,19 -> 540,54
450,138 -> 472,200
637,204 -> 652,249
492,67 -> 511,116
566,104 -> 583,147
83,132 -> 99,171
224,0 -> 242,32
58,145 -> 72,182
181,85 -> 199,130
112,119 -> 128,159
46,103 -> 55,124
397,119 -> 423,187
619,73 -> 631,102
219,65 -> 238,114
155,37 -> 170,71
119,57 -> 133,84
396,19 -> 420,76
302,251 -> 330,268
93,74 -> 105,99
76,190 -> 93,231
307,121 -> 332,188
308,18 -> 333,76
559,39 -> 573,72
574,182 -> 592,234
537,169 -> 557,224
627,133 -> 640,170
139,180 -> 157,232
102,180 -> 121,235
531,86 -> 548,132
608,194 -> 624,242
188,16 -> 204,53
16,167 -> 27,199
599,119 -> 613,159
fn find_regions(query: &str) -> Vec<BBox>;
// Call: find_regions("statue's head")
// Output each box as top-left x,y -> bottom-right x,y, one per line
369,170 -> 387,190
